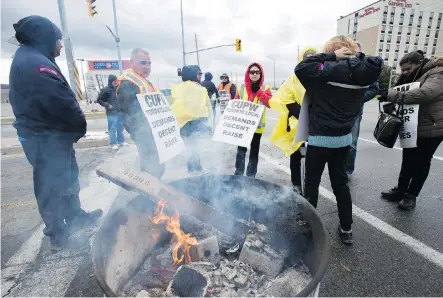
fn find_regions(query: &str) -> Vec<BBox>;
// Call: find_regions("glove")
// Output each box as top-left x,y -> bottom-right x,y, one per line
286,103 -> 301,132
378,91 -> 388,102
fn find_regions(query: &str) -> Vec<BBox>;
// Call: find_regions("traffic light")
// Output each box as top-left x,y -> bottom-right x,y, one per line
236,39 -> 242,52
87,0 -> 98,17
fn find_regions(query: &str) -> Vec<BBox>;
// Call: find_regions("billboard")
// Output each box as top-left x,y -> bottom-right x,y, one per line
88,60 -> 131,71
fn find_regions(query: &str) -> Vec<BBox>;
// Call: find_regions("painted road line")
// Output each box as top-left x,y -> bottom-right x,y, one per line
1,146 -> 136,297
259,152 -> 443,269
266,116 -> 443,161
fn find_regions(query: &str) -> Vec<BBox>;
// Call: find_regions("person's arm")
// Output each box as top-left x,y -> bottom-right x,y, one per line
363,81 -> 380,103
230,84 -> 237,99
256,88 -> 272,108
23,63 -> 86,130
96,88 -> 112,109
211,83 -> 219,98
387,70 -> 443,104
294,52 -> 338,83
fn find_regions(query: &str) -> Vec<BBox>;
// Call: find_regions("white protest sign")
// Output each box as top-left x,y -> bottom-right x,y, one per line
393,82 -> 420,148
212,99 -> 264,147
137,92 -> 186,163
295,94 -> 310,143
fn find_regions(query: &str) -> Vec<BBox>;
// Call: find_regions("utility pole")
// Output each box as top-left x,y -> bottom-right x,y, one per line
57,0 -> 77,94
267,56 -> 276,90
194,33 -> 200,66
111,0 -> 123,74
180,0 -> 186,66
77,59 -> 88,99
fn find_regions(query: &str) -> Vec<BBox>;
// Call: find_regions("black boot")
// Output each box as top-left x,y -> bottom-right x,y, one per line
50,230 -> 89,251
381,187 -> 405,202
67,209 -> 103,233
337,225 -> 353,245
398,193 -> 416,210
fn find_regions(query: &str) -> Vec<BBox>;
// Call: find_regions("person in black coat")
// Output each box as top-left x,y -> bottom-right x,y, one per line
97,75 -> 126,149
200,72 -> 219,118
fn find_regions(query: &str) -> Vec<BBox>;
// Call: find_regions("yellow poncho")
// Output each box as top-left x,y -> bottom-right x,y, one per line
269,47 -> 318,156
171,81 -> 213,128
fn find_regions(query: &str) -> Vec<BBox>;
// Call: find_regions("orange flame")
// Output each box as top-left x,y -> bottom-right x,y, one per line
150,199 -> 198,265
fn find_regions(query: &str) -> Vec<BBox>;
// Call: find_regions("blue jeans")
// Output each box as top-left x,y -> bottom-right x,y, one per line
107,114 -> 124,145
21,139 -> 85,238
346,114 -> 362,174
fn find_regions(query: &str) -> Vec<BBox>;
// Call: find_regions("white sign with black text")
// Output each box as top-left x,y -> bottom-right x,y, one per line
137,92 -> 186,163
393,82 -> 420,148
212,100 -> 265,147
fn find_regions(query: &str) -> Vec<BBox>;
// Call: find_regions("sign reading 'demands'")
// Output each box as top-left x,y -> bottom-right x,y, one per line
212,100 -> 264,147
137,93 -> 186,163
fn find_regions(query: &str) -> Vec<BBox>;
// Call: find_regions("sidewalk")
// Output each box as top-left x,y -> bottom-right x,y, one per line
0,131 -> 126,155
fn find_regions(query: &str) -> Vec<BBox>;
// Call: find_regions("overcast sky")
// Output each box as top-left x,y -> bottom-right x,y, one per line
1,0 -> 370,88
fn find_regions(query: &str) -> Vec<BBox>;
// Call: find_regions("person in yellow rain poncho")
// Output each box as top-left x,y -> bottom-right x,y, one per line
171,65 -> 213,175
269,47 -> 318,194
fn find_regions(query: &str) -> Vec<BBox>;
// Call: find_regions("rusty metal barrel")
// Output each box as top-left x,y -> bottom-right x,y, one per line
93,175 -> 331,297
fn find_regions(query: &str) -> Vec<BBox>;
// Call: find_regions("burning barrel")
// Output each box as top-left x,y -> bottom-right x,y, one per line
93,175 -> 331,297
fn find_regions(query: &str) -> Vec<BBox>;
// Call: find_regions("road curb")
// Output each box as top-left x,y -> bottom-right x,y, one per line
1,139 -> 110,156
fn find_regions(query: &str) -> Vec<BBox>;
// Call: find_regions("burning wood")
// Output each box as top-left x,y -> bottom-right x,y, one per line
150,200 -> 197,265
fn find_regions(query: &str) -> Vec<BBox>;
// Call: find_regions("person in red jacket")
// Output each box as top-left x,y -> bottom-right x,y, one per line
234,62 -> 272,177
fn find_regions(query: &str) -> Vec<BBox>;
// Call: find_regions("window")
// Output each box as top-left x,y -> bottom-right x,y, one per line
424,46 -> 428,53
425,38 -> 429,46
391,7 -> 396,14
415,37 -> 419,45
418,18 -> 422,27
430,12 -> 434,18
435,31 -> 439,38
388,35 -> 392,42
385,53 -> 390,60
390,15 -> 394,23
402,8 -> 405,15
406,36 -> 410,43
380,34 -> 385,42
409,17 -> 413,26
389,25 -> 393,33
411,9 -> 415,16
428,19 -> 432,28
408,27 -> 412,35
432,47 -> 436,55
354,24 -> 358,32
413,45 -> 418,51
416,29 -> 420,36
396,44 -> 400,52
384,6 -> 388,13
393,62 -> 398,69
439,13 -> 442,20
427,29 -> 431,37
395,53 -> 399,60
387,44 -> 391,51
404,45 -> 409,53
420,11 -> 423,17
398,26 -> 403,34
352,33 -> 357,40
381,25 -> 386,33
379,43 -> 384,51
400,16 -> 404,24
383,14 -> 387,23
397,35 -> 401,43
434,39 -> 438,46
437,20 -> 441,28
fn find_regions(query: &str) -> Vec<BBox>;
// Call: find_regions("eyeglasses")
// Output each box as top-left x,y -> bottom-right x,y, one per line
139,60 -> 152,65
220,76 -> 228,79
197,72 -> 203,75
249,70 -> 261,75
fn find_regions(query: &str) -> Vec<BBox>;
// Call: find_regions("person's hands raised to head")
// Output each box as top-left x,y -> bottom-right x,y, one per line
334,47 -> 355,60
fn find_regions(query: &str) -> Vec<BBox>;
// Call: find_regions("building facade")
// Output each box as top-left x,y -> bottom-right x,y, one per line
337,0 -> 443,72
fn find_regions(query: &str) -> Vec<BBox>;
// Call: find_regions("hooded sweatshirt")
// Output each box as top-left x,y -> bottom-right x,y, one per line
171,65 -> 213,128
200,72 -> 219,99
9,15 -> 86,142
243,62 -> 272,108
97,74 -> 119,115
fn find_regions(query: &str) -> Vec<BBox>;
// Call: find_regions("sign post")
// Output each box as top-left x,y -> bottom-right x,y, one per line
137,93 -> 186,163
212,100 -> 264,147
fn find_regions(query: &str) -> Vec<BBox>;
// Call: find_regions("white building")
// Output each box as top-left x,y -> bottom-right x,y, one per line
337,0 -> 443,72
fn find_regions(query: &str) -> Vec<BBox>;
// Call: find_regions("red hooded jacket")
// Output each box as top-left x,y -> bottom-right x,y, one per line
239,62 -> 272,108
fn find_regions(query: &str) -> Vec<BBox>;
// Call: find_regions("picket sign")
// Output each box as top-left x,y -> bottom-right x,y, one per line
137,92 -> 186,163
212,99 -> 265,147
393,82 -> 420,148
295,94 -> 310,143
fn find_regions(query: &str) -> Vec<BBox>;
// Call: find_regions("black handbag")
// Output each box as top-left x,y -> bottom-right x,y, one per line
373,100 -> 404,148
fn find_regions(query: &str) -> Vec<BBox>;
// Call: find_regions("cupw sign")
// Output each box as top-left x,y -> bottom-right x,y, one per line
393,82 -> 420,148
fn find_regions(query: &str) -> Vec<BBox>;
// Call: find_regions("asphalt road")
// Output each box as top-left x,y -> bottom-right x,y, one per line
1,101 -> 442,297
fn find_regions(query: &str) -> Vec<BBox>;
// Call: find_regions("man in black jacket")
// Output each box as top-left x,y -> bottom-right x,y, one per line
97,75 -> 126,150
294,36 -> 383,245
200,72 -> 219,120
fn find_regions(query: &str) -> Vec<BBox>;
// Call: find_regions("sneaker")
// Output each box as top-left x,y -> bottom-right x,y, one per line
381,187 -> 405,202
398,193 -> 416,210
119,142 -> 129,147
293,185 -> 302,195
68,209 -> 103,233
111,145 -> 119,150
337,225 -> 353,245
50,231 -> 89,251
234,170 -> 244,176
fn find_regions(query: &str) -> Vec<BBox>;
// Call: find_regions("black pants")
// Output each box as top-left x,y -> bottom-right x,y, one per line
132,130 -> 165,179
235,133 -> 262,177
21,139 -> 85,238
398,137 -> 443,196
180,119 -> 210,173
304,145 -> 353,230
290,149 -> 303,187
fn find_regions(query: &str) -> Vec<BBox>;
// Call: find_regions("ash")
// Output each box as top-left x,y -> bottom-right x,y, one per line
124,219 -> 312,297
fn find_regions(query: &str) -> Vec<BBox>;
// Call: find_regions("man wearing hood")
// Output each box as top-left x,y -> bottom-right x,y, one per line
9,16 -> 102,249
201,72 -> 219,119
269,47 -> 318,194
97,74 -> 126,150
171,65 -> 213,174
218,73 -> 237,99
234,62 -> 272,177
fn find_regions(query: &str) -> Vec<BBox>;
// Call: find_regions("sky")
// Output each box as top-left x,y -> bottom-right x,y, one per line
0,0 -> 372,88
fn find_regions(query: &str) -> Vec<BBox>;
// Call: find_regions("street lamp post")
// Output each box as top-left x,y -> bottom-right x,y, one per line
180,0 -> 186,66
267,56 -> 276,90
111,0 -> 123,75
